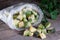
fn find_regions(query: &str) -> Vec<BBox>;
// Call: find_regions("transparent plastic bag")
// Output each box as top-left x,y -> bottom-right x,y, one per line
0,3 -> 43,31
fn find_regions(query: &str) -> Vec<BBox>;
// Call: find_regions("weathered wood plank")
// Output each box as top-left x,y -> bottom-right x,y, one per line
0,24 -> 10,31
0,0 -> 39,10
0,30 -> 60,40
0,30 -> 17,39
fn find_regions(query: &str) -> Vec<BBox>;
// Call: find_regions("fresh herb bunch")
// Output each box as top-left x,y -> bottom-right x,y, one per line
39,0 -> 60,20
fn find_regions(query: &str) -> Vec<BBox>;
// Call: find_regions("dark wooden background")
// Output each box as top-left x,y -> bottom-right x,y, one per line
0,0 -> 60,40
0,0 -> 40,10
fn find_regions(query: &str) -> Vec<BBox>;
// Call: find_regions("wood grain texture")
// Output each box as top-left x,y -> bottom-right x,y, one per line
0,0 -> 39,10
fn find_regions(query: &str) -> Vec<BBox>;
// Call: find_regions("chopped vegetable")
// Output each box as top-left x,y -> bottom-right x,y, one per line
13,19 -> 19,26
37,28 -> 47,34
23,29 -> 30,36
22,18 -> 27,22
39,33 -> 46,39
34,31 -> 39,37
29,32 -> 34,36
37,29 -> 41,33
24,22 -> 31,28
25,10 -> 32,17
38,24 -> 45,29
28,19 -> 32,23
17,15 -> 23,21
41,29 -> 47,34
19,21 -> 24,28
13,13 -> 19,19
29,26 -> 36,33
23,29 -> 33,36
19,10 -> 22,14
23,14 -> 26,18
47,27 -> 55,33
32,10 -> 38,16
45,22 -> 51,28
27,22 -> 31,27
24,22 -> 28,28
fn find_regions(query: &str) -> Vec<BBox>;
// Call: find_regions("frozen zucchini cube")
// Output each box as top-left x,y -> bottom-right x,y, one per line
25,11 -> 32,17
23,14 -> 26,18
19,21 -> 24,28
13,19 -> 19,26
29,26 -> 36,33
37,29 -> 47,34
19,10 -> 23,15
23,29 -> 30,36
45,22 -> 51,28
23,29 -> 33,36
23,18 -> 27,22
34,31 -> 39,37
13,13 -> 19,19
47,27 -> 55,33
27,22 -> 31,27
39,33 -> 46,39
37,29 -> 41,33
24,22 -> 29,28
38,24 -> 45,29
28,19 -> 32,23
17,15 -> 23,20
31,15 -> 35,20
28,14 -> 36,23
29,32 -> 34,36
28,16 -> 31,20
32,10 -> 37,16
41,29 -> 47,34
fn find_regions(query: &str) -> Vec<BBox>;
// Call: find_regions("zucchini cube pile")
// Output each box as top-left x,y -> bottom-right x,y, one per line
13,8 -> 39,28
23,22 -> 55,39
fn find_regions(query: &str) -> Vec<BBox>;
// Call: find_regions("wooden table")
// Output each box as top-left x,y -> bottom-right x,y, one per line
0,0 -> 60,40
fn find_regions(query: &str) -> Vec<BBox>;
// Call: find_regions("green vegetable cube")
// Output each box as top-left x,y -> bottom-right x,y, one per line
47,27 -> 55,33
38,24 -> 45,29
23,29 -> 33,36
23,29 -> 30,36
45,22 -> 51,28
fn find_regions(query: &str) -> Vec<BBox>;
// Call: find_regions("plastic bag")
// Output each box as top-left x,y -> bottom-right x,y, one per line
0,3 -> 43,31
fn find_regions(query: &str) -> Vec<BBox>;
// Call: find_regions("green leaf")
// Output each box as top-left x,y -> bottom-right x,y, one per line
39,0 -> 59,20
53,0 -> 57,6
48,2 -> 53,10
50,10 -> 58,20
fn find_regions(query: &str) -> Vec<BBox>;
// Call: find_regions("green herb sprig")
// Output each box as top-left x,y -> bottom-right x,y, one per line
39,0 -> 60,20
